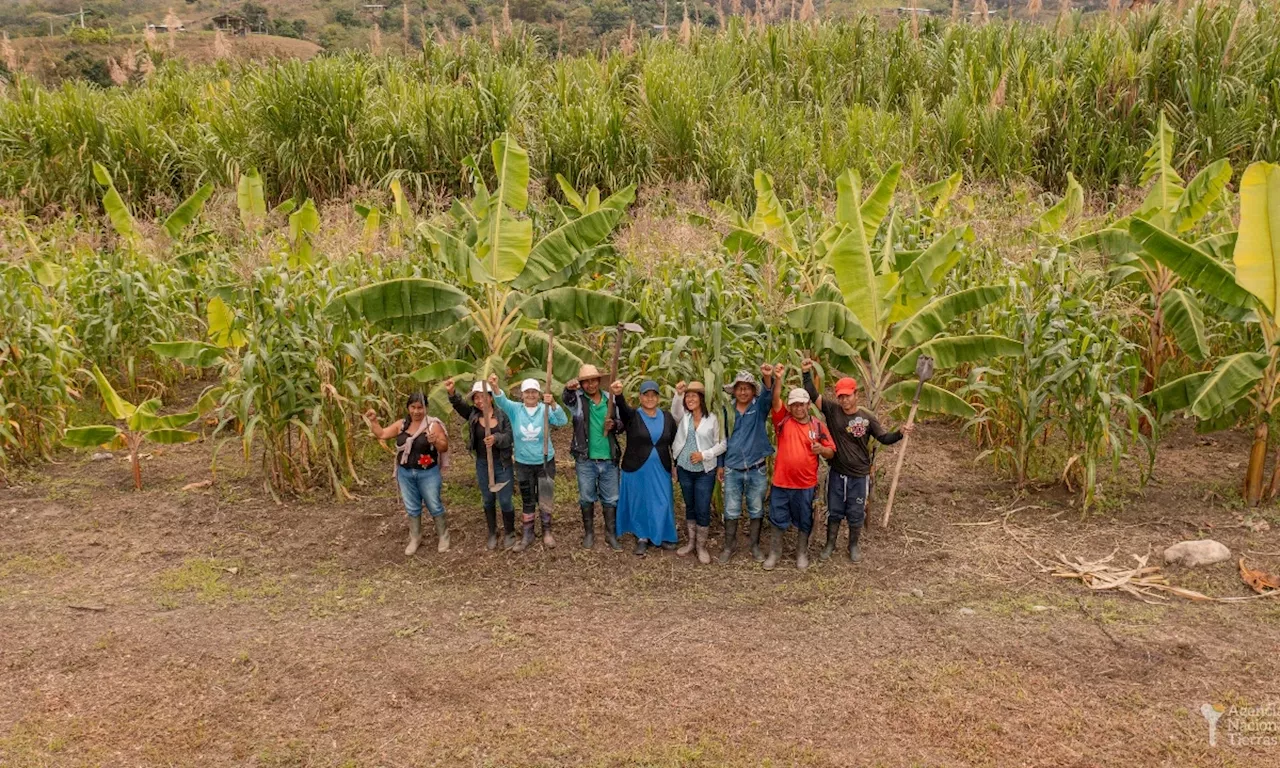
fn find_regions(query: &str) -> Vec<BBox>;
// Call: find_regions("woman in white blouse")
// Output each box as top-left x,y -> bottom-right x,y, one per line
671,381 -> 727,564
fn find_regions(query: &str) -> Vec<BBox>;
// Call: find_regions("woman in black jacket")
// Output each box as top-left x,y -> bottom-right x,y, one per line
446,378 -> 516,550
610,379 -> 678,555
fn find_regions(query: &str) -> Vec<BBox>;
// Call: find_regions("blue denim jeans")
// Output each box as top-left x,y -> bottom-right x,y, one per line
723,464 -> 768,520
476,458 -> 516,532
769,485 -> 816,534
575,459 -> 620,506
397,465 -> 444,519
677,466 -> 717,527
827,471 -> 868,528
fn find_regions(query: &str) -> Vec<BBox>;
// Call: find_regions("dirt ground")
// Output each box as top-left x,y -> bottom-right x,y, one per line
3,419 -> 1280,767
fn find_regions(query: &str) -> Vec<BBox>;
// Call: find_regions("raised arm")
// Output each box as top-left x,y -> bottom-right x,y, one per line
364,408 -> 403,441
767,362 -> 785,415
610,380 -> 635,425
801,359 -> 823,410
488,374 -> 517,418
445,379 -> 475,421
671,381 -> 687,420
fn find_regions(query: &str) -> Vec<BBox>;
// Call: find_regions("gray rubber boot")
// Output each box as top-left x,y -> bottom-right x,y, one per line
819,518 -> 840,562
677,520 -> 696,556
603,506 -> 621,551
695,525 -> 711,565
749,518 -> 765,562
434,513 -> 450,553
796,529 -> 810,571
405,515 -> 422,556
581,503 -> 595,550
848,524 -> 864,564
762,526 -> 783,571
512,522 -> 536,553
718,518 -> 739,563
634,537 -> 648,556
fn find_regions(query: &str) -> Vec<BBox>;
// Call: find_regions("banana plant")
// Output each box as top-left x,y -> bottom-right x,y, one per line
324,133 -> 641,393
786,169 -> 1019,418
62,365 -> 200,490
1067,113 -> 1236,409
1141,161 -> 1279,504
93,163 -> 214,248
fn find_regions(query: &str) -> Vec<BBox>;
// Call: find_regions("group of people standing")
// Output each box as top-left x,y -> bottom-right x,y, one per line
367,359 -> 913,570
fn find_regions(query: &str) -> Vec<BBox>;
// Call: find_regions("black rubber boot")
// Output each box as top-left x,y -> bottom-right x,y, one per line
762,525 -> 783,571
603,506 -> 621,551
634,537 -> 648,556
748,518 -> 765,562
580,503 -> 595,550
819,518 -> 840,562
848,524 -> 863,564
484,506 -> 499,551
796,530 -> 810,571
718,518 -> 739,563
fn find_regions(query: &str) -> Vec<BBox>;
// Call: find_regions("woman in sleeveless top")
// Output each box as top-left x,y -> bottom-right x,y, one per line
366,393 -> 450,556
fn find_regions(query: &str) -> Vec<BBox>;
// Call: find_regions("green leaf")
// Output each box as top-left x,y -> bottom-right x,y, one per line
920,171 -> 962,219
555,173 -> 586,212
891,335 -> 1022,376
236,169 -> 266,231
324,278 -> 470,333
1130,219 -> 1256,309
750,171 -> 798,255
410,359 -> 474,383
480,205 -> 533,284
149,341 -> 226,367
882,380 -> 976,418
287,199 -> 321,266
1066,228 -> 1141,259
858,163 -> 902,241
1144,371 -> 1210,413
206,296 -> 247,349
1159,288 -> 1209,362
91,364 -> 135,420
1190,352 -> 1268,420
1233,162 -> 1280,319
888,285 -> 1008,349
491,133 -> 530,212
146,429 -> 201,445
162,183 -> 213,239
600,185 -> 636,213
1173,159 -> 1232,232
133,408 -> 200,432
63,425 -> 121,448
518,287 -> 640,331
511,206 -> 628,290
31,260 -> 64,287
1037,172 -> 1083,234
1137,112 -> 1184,221
523,330 -> 588,384
786,301 -> 873,344
827,183 -> 883,339
93,162 -> 137,242
419,223 -> 474,278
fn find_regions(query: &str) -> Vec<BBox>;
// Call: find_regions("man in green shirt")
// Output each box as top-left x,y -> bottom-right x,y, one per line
563,365 -> 622,550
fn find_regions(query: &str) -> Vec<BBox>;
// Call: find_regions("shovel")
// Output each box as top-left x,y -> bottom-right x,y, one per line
607,322 -> 645,429
539,327 -> 557,511
480,377 -> 509,493
880,354 -> 934,528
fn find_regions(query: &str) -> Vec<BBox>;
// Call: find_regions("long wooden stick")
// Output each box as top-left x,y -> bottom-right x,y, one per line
542,328 -> 555,464
880,388 -> 922,528
608,323 -> 623,425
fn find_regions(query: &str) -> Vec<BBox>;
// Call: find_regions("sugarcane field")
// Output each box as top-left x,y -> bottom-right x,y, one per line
4,3 -> 1280,766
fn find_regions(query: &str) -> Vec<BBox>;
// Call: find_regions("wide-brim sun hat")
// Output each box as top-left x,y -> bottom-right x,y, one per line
520,378 -> 542,393
724,371 -> 758,395
686,381 -> 706,394
578,364 -> 603,380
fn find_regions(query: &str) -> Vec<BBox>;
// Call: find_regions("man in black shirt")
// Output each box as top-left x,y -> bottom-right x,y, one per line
802,359 -> 914,563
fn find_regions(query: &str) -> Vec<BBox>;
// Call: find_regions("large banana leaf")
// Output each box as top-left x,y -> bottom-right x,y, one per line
131,408 -> 200,432
920,171 -> 962,219
827,193 -> 882,339
1189,352 -> 1268,420
481,206 -> 533,284
518,287 -> 640,330
92,163 -> 136,242
523,331 -> 589,384
859,163 -> 902,241
891,334 -> 1022,375
1159,288 -> 1209,361
1066,227 -> 1141,259
1130,219 -> 1256,309
1172,158 -> 1232,233
1233,162 -> 1280,318
751,171 -> 798,255
420,223 -> 474,278
147,429 -> 201,445
882,380 -> 976,418
1196,232 -> 1237,262
91,365 -> 135,420
888,285 -> 1008,349
149,341 -> 226,367
63,425 -> 121,448
1137,112 -> 1184,221
1037,173 -> 1083,234
511,205 -> 628,290
491,133 -> 529,212
1144,371 -> 1210,413
237,169 -> 266,230
288,199 -> 321,265
206,295 -> 246,349
786,301 -> 873,343
162,183 -> 213,239
324,278 -> 469,332
410,359 -> 474,383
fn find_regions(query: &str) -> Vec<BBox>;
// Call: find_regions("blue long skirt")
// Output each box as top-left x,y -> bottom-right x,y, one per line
616,449 -> 676,544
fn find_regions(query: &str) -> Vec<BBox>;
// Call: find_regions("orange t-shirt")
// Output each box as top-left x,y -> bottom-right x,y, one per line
771,407 -> 834,490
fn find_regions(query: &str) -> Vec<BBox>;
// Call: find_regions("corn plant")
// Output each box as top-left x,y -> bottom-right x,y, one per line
63,365 -> 200,490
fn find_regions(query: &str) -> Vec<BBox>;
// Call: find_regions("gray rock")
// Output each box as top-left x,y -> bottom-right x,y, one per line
91,452 -> 113,461
910,588 -> 924,599
958,607 -> 975,616
1163,539 -> 1231,567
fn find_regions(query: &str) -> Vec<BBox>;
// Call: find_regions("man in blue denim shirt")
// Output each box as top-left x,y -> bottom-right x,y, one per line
717,364 -> 776,562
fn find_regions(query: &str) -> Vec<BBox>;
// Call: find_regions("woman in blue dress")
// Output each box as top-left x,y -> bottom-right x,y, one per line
610,379 -> 678,555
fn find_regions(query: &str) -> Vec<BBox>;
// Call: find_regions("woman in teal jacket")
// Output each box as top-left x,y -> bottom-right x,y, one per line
490,375 -> 569,551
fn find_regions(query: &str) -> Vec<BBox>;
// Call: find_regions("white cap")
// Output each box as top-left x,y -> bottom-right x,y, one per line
470,381 -> 491,395
520,378 -> 542,393
787,387 -> 811,405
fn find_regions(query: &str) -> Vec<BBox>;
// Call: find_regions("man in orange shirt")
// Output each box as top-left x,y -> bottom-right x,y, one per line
764,364 -> 835,572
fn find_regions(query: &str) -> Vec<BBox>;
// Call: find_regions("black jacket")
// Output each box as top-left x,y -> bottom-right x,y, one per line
561,387 -> 623,463
615,392 -> 678,474
448,392 -> 514,466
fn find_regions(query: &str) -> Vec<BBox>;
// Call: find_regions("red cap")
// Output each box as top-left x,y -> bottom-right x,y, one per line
834,378 -> 858,396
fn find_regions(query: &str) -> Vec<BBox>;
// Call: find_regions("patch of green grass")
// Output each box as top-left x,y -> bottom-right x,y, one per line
155,557 -> 240,604
0,552 -> 70,579
515,659 -> 547,680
